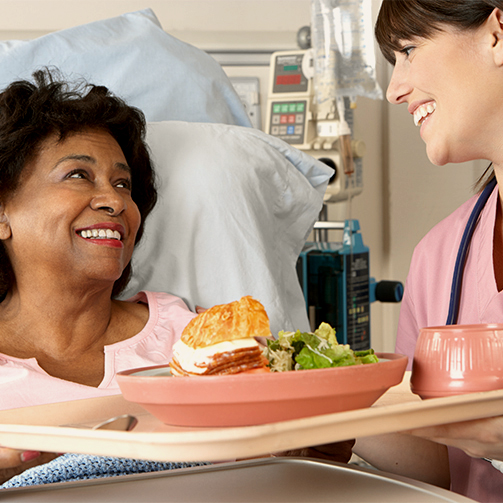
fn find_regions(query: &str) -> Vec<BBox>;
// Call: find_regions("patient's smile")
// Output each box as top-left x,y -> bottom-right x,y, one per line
79,229 -> 122,240
76,222 -> 125,249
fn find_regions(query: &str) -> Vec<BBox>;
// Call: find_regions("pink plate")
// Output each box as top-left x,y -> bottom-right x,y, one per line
116,353 -> 408,427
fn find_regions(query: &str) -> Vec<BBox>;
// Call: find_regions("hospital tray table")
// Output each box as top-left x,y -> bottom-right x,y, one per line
0,457 -> 475,502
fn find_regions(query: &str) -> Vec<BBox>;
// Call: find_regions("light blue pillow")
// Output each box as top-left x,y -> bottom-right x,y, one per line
121,121 -> 333,336
0,9 -> 251,126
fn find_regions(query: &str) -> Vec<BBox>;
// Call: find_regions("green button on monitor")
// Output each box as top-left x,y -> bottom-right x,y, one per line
273,104 -> 281,113
280,104 -> 289,113
288,103 -> 297,112
296,103 -> 305,112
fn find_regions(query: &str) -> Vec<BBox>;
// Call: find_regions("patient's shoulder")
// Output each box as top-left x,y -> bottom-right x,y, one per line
127,290 -> 191,310
127,290 -> 196,329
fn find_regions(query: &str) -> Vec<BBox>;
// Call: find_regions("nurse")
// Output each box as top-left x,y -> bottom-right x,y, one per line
354,1 -> 503,501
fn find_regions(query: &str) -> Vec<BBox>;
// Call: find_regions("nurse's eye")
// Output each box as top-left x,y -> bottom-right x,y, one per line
400,45 -> 415,57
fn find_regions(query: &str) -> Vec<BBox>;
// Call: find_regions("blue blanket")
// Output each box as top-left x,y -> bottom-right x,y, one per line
0,453 -> 208,488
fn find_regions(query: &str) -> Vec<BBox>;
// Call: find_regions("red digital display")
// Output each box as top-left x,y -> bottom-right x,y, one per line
276,74 -> 302,86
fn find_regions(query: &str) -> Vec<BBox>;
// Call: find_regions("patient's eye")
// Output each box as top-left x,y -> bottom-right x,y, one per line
115,178 -> 132,190
66,169 -> 89,180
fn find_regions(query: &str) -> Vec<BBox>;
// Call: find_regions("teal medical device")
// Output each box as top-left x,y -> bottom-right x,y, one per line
297,219 -> 403,350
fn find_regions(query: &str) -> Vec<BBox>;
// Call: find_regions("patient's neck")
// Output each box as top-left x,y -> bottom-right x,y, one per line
0,283 -> 148,386
0,282 -> 113,351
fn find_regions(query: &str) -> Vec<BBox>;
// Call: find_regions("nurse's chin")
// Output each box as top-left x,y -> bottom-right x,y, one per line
425,150 -> 449,167
424,142 -> 459,167
428,150 -> 480,167
427,155 -> 450,167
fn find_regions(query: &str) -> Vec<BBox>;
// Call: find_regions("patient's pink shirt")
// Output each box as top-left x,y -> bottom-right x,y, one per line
397,186 -> 503,501
0,291 -> 196,411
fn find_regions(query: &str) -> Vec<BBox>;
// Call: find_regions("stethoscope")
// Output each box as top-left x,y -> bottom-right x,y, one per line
446,176 -> 498,325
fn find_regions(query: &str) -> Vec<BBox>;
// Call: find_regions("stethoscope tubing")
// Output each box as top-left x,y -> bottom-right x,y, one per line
446,176 -> 497,325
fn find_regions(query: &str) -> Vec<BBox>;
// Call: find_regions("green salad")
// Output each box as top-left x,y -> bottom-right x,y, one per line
264,322 -> 378,372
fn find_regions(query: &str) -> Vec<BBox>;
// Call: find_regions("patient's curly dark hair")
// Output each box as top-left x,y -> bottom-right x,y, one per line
0,68 -> 157,300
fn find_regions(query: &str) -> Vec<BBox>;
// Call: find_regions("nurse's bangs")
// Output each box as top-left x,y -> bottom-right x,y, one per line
375,0 -> 496,65
375,0 -> 444,65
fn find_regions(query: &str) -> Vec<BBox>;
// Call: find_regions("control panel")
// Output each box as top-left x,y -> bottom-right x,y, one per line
266,51 -> 316,149
266,50 -> 364,202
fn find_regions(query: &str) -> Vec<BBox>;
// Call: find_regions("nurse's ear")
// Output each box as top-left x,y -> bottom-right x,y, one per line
0,202 -> 12,240
489,8 -> 503,66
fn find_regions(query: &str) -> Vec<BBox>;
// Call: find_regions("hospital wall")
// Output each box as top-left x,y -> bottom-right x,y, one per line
0,0 -> 485,352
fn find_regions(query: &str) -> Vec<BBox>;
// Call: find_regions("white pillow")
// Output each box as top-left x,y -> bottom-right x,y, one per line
121,121 -> 333,336
0,9 -> 250,126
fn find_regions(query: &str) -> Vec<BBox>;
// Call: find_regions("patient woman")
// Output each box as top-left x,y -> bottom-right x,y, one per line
0,70 -> 354,487
353,1 -> 503,501
0,69 -> 197,482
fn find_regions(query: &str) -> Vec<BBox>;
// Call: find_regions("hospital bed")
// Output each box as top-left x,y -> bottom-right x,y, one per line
0,9 -> 475,502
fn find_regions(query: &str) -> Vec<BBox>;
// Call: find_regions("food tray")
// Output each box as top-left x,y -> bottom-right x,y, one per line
0,373 -> 503,462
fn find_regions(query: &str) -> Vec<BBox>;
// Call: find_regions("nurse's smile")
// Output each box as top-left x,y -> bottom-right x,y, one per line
412,101 -> 436,127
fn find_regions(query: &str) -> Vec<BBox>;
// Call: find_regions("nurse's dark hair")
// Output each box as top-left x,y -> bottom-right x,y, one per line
375,0 -> 503,65
375,0 -> 500,190
0,68 -> 157,300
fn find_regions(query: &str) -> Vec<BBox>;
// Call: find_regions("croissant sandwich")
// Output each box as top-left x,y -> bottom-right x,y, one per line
170,296 -> 271,376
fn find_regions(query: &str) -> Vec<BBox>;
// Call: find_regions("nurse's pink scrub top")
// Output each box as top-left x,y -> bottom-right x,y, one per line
397,186 -> 503,501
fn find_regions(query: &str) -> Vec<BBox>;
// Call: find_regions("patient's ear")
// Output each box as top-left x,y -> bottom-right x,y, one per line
489,8 -> 503,66
0,203 -> 11,240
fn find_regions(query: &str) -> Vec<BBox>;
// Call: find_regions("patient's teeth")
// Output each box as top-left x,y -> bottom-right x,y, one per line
80,228 -> 122,240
